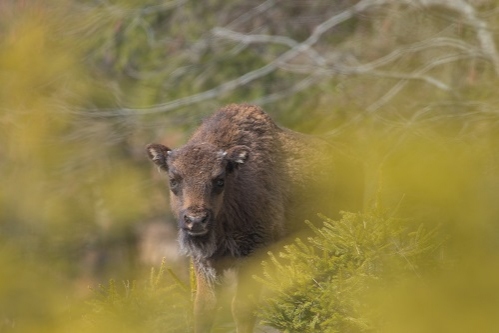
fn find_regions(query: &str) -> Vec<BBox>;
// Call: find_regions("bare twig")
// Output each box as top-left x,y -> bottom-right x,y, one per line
212,27 -> 326,66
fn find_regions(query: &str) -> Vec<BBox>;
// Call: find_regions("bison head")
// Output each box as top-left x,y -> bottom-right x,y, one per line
146,142 -> 250,238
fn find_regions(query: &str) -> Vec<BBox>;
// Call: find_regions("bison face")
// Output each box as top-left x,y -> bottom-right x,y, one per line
147,142 -> 249,237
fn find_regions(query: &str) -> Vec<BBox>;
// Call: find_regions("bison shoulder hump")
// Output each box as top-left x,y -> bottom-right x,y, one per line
192,104 -> 279,148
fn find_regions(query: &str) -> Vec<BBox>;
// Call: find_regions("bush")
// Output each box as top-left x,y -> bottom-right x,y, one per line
83,259 -> 194,333
257,210 -> 442,333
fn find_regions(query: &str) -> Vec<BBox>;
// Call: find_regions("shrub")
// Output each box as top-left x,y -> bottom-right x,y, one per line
257,210 -> 442,333
83,259 -> 194,333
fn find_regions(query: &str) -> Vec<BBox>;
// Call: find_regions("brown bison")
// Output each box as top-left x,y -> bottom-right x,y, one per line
146,104 -> 362,333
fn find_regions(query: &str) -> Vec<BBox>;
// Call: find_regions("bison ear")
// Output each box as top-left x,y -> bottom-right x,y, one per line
146,143 -> 171,171
225,145 -> 250,171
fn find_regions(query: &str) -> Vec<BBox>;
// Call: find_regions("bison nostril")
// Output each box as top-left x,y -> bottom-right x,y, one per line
185,212 -> 209,225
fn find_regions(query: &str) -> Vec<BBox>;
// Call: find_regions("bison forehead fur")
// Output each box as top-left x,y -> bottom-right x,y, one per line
168,143 -> 227,179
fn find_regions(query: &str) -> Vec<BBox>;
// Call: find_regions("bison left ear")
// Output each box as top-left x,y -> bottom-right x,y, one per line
146,143 -> 171,171
225,145 -> 250,170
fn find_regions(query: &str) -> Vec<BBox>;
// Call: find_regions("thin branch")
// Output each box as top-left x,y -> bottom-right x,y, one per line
212,27 -> 326,66
225,0 -> 276,29
367,53 -> 468,112
351,37 -> 480,72
251,74 -> 324,105
360,70 -> 451,91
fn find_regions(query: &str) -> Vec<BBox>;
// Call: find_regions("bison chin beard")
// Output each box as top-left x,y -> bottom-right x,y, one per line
178,227 -> 217,260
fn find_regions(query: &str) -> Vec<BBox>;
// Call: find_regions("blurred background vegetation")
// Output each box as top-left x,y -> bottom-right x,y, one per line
1,0 -> 499,332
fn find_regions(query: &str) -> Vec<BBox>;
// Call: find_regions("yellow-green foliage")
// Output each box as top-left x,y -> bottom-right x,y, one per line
83,259 -> 193,333
255,116 -> 499,332
0,1 -> 155,245
0,3 -> 158,331
257,211 -> 442,333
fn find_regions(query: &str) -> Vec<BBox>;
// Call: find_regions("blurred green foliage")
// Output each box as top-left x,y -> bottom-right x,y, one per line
1,0 -> 499,332
82,259 -> 193,333
258,211 -> 442,332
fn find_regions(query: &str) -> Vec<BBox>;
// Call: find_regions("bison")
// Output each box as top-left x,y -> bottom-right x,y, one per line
146,104 -> 362,333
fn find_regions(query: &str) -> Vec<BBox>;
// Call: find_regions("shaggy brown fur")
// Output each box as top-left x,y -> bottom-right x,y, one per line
146,104 -> 362,333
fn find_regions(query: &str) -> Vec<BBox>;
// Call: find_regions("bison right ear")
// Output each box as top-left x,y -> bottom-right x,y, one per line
146,143 -> 171,171
225,145 -> 250,172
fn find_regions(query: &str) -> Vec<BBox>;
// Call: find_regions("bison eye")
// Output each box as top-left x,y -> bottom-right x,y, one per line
213,177 -> 225,194
169,178 -> 181,194
215,178 -> 224,188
